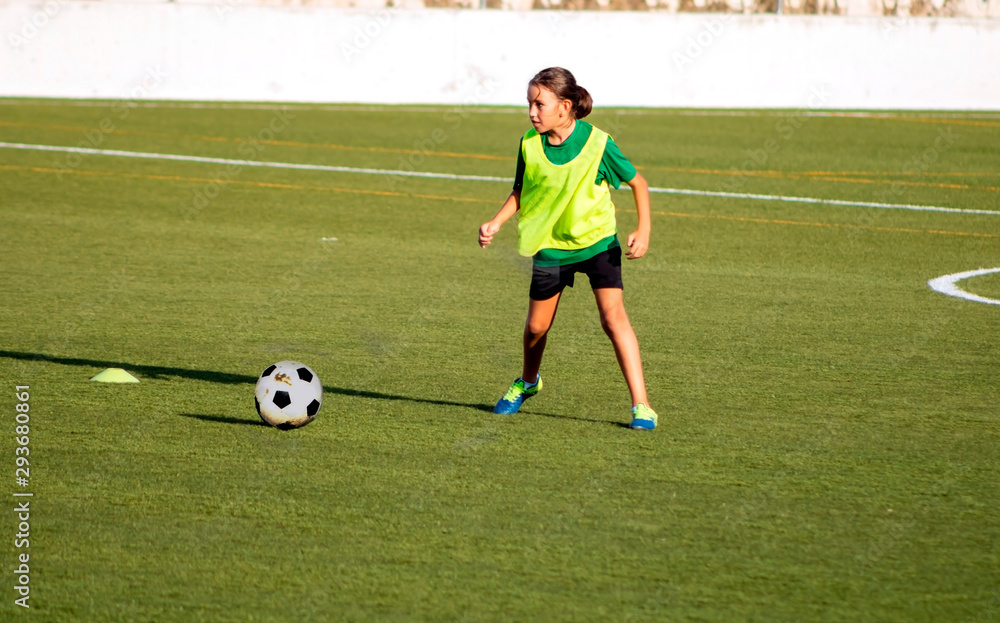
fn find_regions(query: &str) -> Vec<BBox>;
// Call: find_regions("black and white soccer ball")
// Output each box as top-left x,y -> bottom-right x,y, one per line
254,361 -> 323,430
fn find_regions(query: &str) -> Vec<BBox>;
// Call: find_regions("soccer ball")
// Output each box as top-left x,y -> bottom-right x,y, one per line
254,361 -> 323,430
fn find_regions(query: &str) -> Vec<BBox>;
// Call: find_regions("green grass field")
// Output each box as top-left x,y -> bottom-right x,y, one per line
1,100 -> 998,621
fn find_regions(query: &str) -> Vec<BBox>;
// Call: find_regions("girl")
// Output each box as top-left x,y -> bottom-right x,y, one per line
479,67 -> 658,430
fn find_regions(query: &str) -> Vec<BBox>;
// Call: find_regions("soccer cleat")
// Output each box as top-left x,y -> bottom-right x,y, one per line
493,376 -> 542,414
629,403 -> 658,430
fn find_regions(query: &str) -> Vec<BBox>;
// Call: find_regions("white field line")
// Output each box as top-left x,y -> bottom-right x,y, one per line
1,100 -> 999,120
0,142 -> 510,182
646,186 -> 1000,216
928,267 -> 1000,306
1,141 -> 998,216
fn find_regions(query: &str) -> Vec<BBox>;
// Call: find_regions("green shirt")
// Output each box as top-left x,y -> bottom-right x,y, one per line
513,120 -> 637,266
513,120 -> 637,192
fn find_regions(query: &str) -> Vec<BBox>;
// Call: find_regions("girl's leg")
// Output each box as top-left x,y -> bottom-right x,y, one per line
593,287 -> 649,407
522,293 -> 562,383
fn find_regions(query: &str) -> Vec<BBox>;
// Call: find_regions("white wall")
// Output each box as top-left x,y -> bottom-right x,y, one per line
2,2 -> 998,109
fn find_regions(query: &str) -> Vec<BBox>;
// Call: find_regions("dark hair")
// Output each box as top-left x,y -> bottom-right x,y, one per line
528,67 -> 593,119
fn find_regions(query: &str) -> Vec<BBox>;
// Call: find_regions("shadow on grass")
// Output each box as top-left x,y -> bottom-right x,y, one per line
0,349 -> 495,413
525,410 -> 630,428
179,413 -> 269,427
2,350 -> 627,427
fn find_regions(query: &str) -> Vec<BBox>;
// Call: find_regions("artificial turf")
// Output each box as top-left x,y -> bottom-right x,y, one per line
0,100 -> 998,621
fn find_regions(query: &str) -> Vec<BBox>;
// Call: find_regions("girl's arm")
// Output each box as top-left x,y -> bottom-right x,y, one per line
479,190 -> 521,248
624,172 -> 651,260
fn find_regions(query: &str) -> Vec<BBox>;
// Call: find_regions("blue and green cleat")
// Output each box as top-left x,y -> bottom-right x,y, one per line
493,376 -> 542,414
629,403 -> 658,430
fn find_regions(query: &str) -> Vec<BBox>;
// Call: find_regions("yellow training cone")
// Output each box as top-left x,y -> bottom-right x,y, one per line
90,368 -> 140,383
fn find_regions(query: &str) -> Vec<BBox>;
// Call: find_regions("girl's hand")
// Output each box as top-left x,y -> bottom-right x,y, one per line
624,172 -> 651,260
626,229 -> 650,260
479,221 -> 501,248
481,191 -> 520,248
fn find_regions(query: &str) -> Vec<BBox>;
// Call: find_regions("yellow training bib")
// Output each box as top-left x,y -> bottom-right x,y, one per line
517,126 -> 617,257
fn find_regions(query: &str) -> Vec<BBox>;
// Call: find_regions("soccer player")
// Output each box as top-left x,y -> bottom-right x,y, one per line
478,67 -> 658,430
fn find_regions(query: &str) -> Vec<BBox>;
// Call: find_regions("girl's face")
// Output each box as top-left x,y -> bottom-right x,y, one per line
527,84 -> 572,134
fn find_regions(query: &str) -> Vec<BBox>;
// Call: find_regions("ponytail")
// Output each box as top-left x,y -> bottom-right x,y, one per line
529,67 -> 593,120
575,86 -> 593,119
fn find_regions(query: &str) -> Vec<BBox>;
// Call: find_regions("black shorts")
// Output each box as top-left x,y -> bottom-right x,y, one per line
529,246 -> 624,301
